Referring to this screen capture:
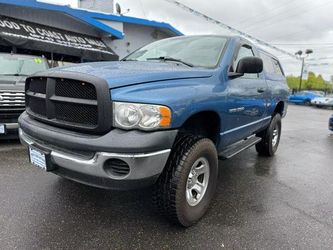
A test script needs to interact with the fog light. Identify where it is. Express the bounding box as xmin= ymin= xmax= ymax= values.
xmin=104 ymin=158 xmax=130 ymax=177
